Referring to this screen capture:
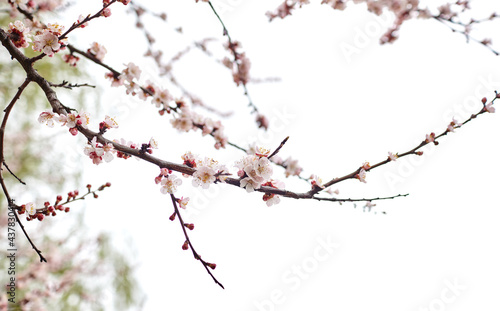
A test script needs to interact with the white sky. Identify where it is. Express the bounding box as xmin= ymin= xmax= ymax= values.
xmin=39 ymin=0 xmax=500 ymax=310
